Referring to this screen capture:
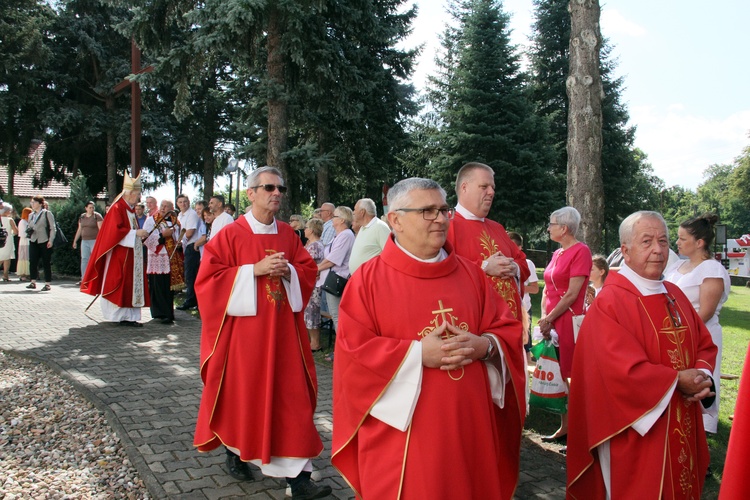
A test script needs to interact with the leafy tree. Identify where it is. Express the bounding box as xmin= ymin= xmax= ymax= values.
xmin=424 ymin=0 xmax=557 ymax=233
xmin=42 ymin=0 xmax=133 ymax=199
xmin=121 ymin=0 xmax=418 ymax=216
xmin=50 ymin=176 xmax=95 ymax=277
xmin=0 ymin=0 xmax=56 ymax=194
